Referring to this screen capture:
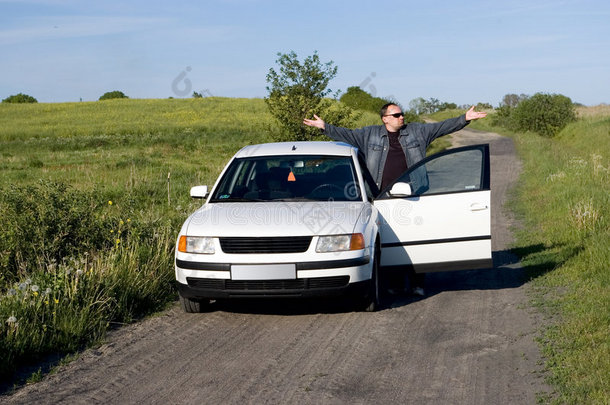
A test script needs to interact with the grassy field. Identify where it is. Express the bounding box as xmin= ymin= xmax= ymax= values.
xmin=0 ymin=98 xmax=274 ymax=191
xmin=511 ymin=111 xmax=609 ymax=404
xmin=0 ymin=97 xmax=381 ymax=382
xmin=431 ymin=107 xmax=609 ymax=403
